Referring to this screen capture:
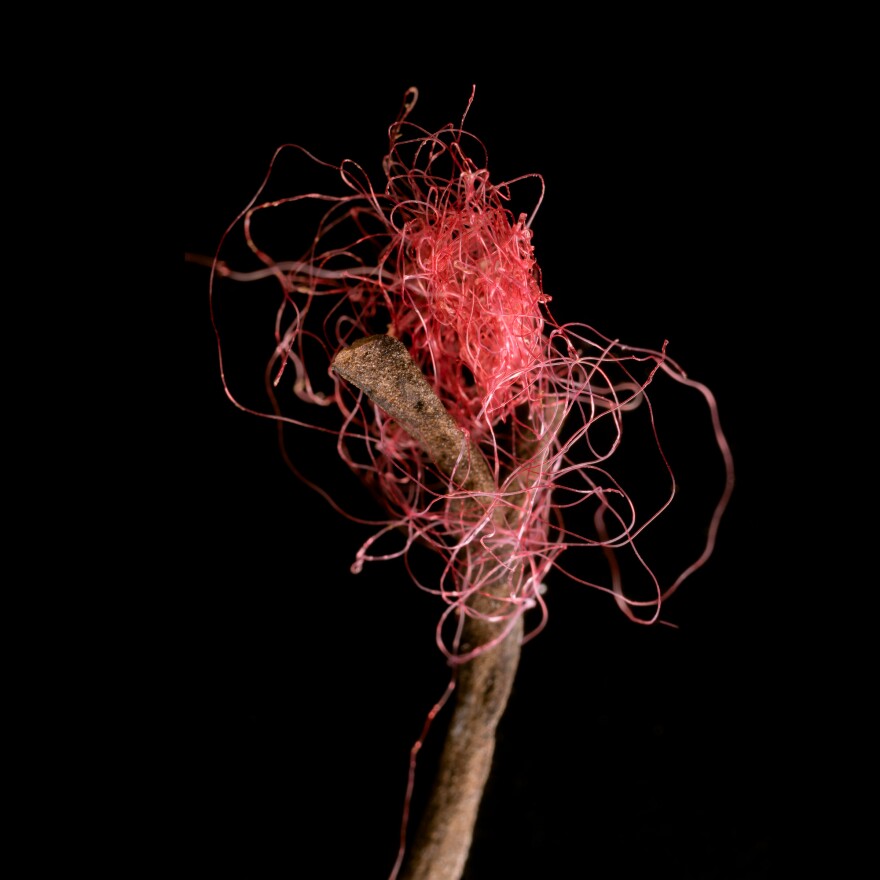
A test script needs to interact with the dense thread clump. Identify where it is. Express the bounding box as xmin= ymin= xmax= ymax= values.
xmin=390 ymin=165 xmax=547 ymax=430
